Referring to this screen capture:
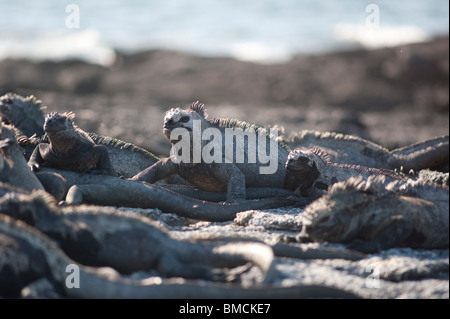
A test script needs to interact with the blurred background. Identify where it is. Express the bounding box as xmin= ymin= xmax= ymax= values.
xmin=0 ymin=0 xmax=448 ymax=155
